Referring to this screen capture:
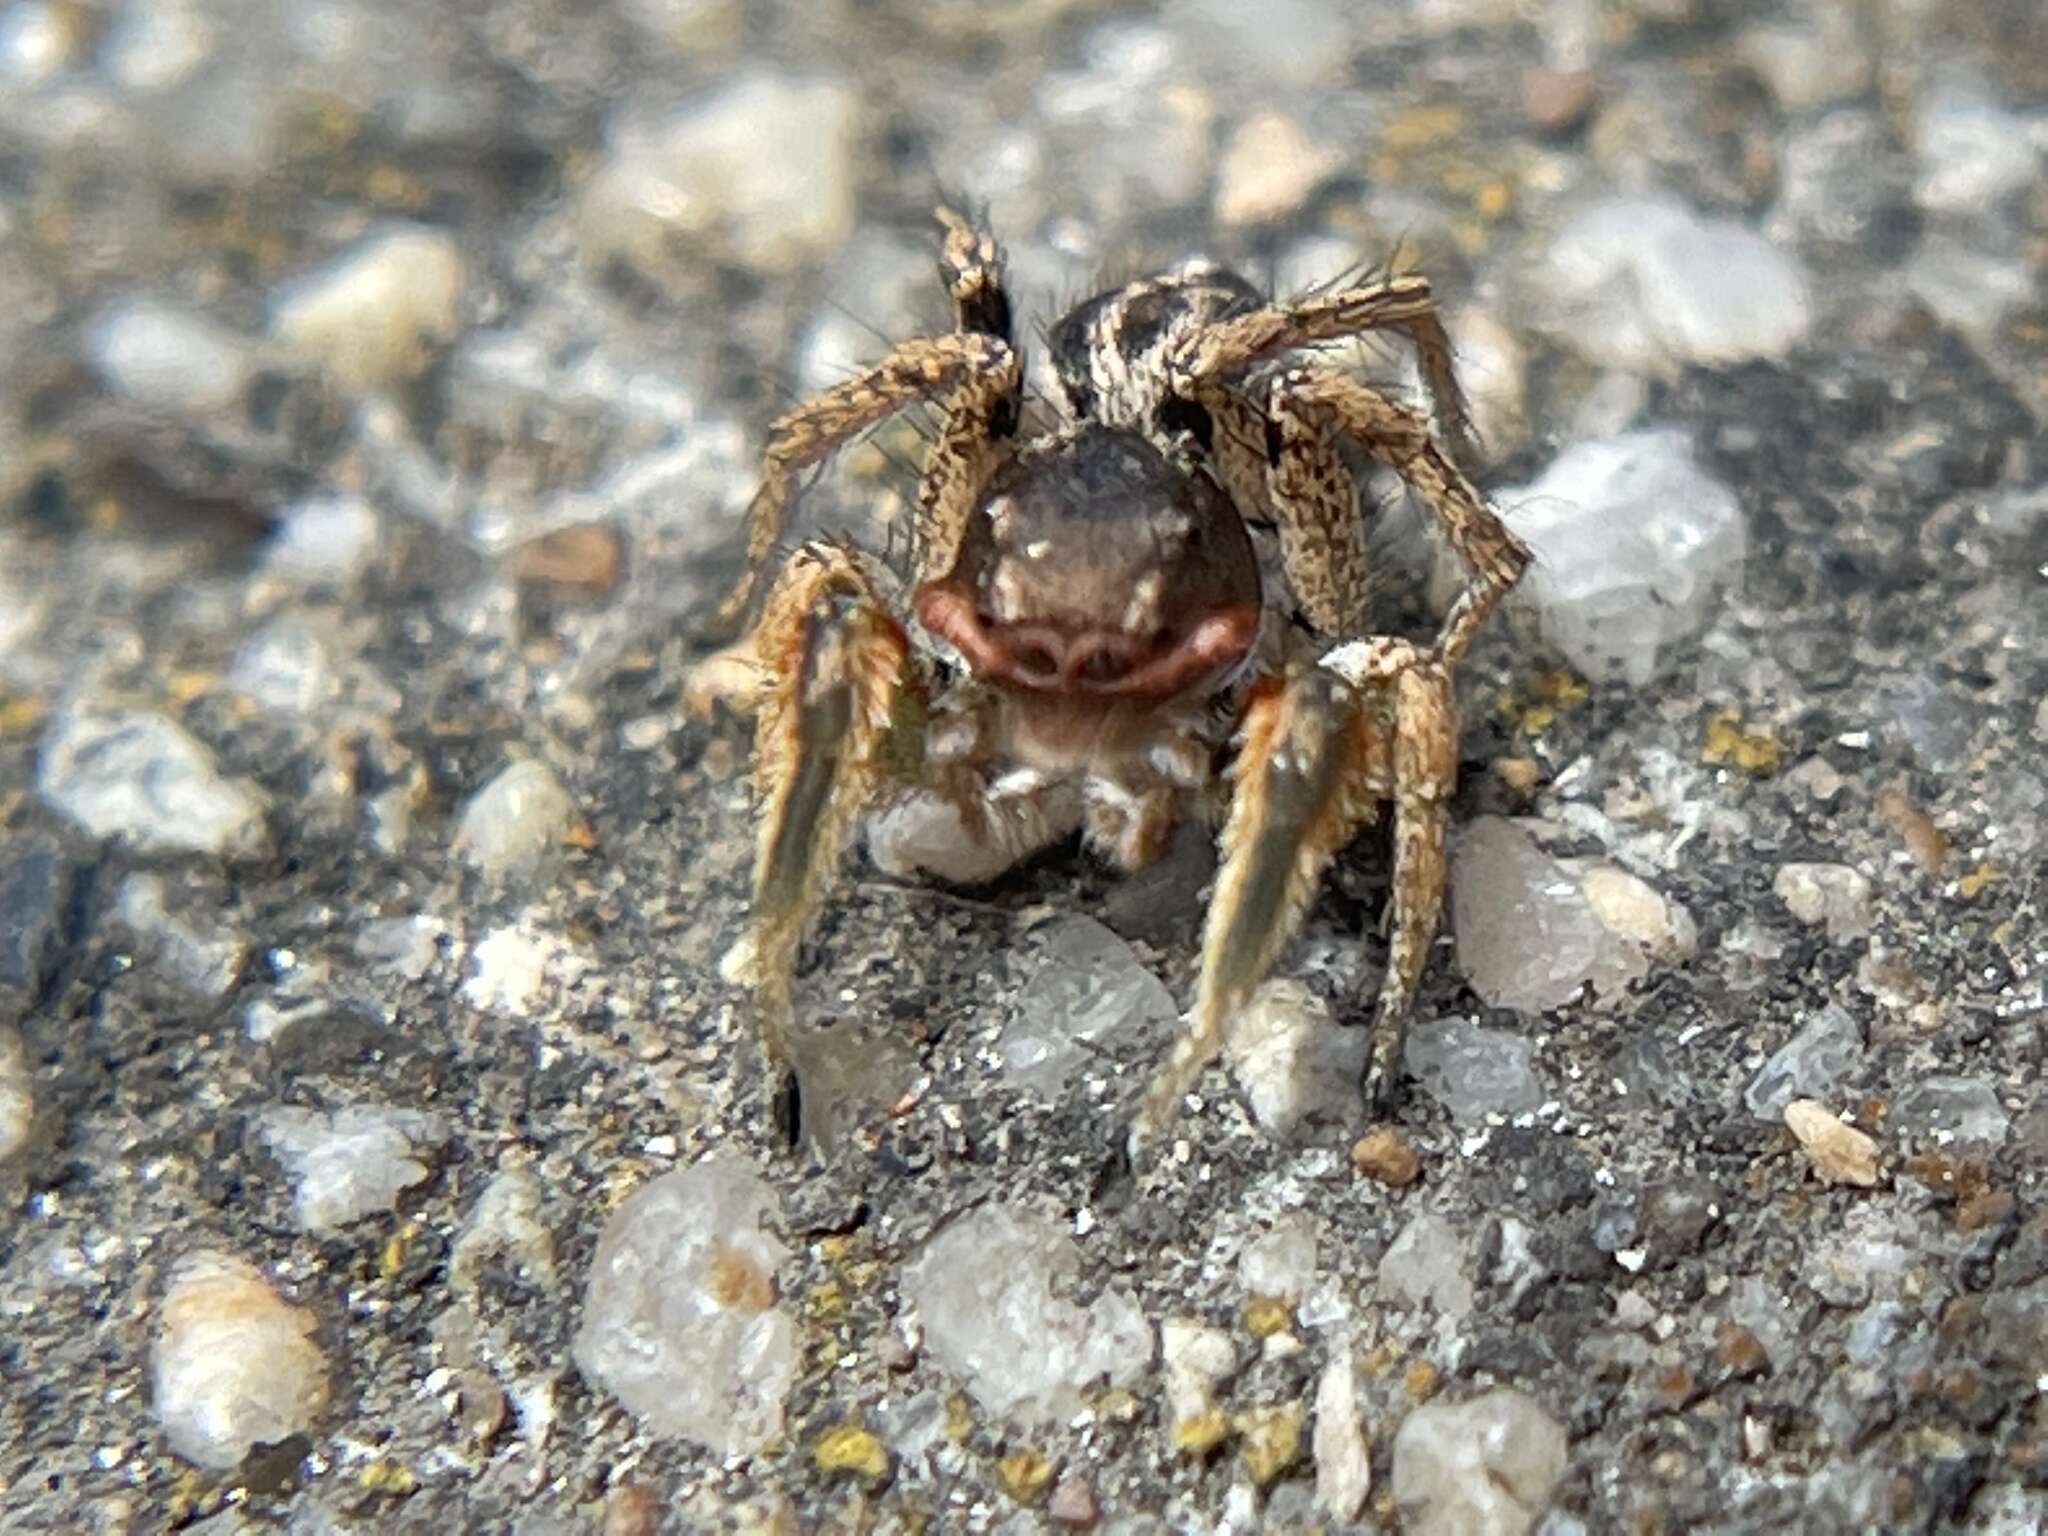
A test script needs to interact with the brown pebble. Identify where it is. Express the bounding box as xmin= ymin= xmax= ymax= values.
xmin=1714 ymin=1320 xmax=1770 ymax=1378
xmin=1784 ymin=1099 xmax=1881 ymax=1187
xmin=1492 ymin=756 xmax=1543 ymax=793
xmin=1956 ymin=1188 xmax=2015 ymax=1233
xmin=602 ymin=1481 xmax=661 ymax=1536
xmin=1903 ymin=1150 xmax=1989 ymax=1203
xmin=1351 ymin=1126 xmax=1421 ymax=1187
xmin=1521 ymin=66 xmax=1596 ymax=133
xmin=1876 ymin=786 xmax=1948 ymax=874
xmin=510 ymin=521 xmax=624 ymax=593
xmin=1402 ymin=1360 xmax=1440 ymax=1399
xmin=1047 ymin=1474 xmax=1098 ymax=1528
